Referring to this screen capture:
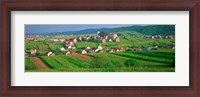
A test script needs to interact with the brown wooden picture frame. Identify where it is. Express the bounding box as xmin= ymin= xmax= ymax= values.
xmin=0 ymin=0 xmax=199 ymax=97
